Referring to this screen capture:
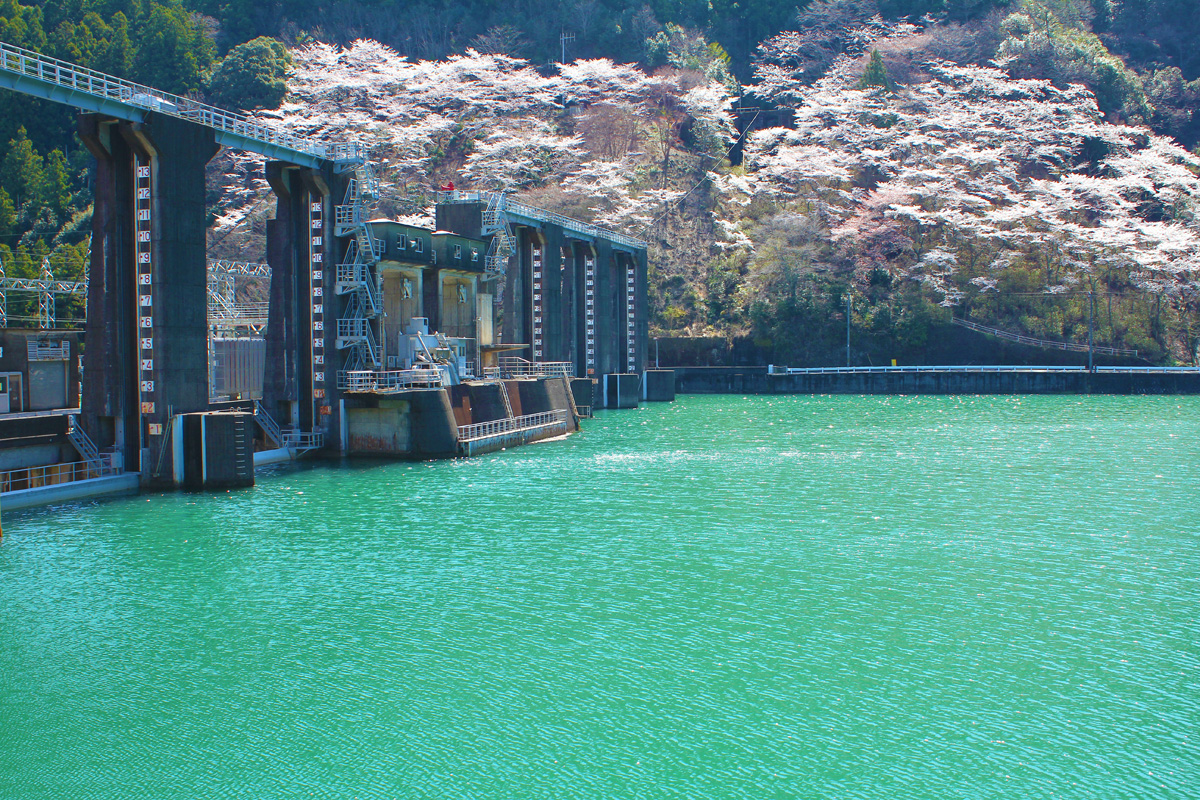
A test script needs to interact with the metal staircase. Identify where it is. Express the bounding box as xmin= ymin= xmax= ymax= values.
xmin=66 ymin=414 xmax=112 ymax=475
xmin=252 ymin=400 xmax=283 ymax=448
xmin=334 ymin=162 xmax=383 ymax=370
xmin=481 ymin=192 xmax=516 ymax=278
xmin=250 ymin=399 xmax=323 ymax=453
xmin=498 ymin=380 xmax=516 ymax=419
